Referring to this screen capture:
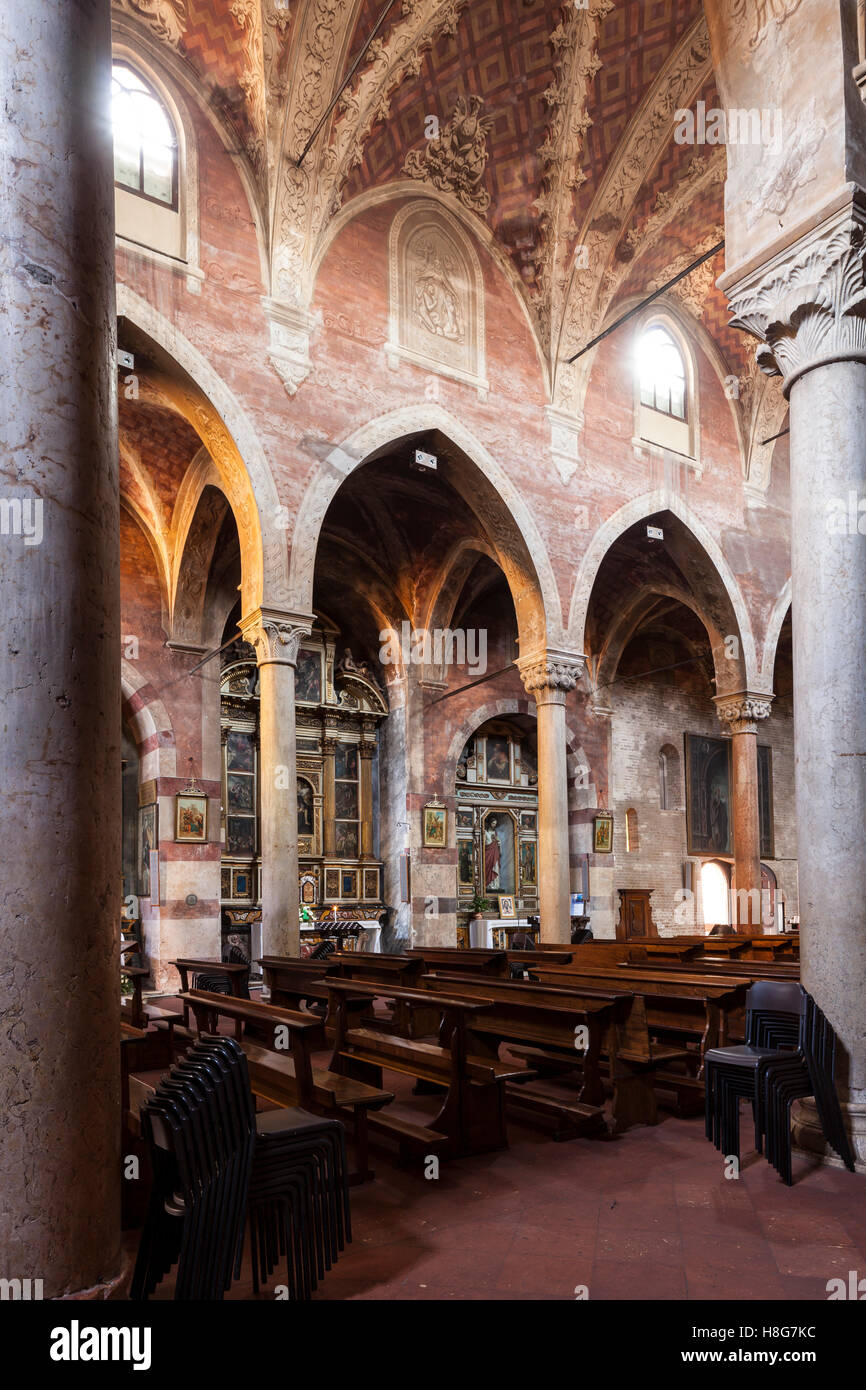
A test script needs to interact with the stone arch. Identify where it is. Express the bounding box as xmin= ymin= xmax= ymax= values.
xmin=121 ymin=660 xmax=177 ymax=781
xmin=116 ymin=284 xmax=289 ymax=614
xmin=760 ymin=579 xmax=792 ymax=689
xmin=287 ymin=403 xmax=562 ymax=655
xmin=567 ymin=489 xmax=760 ymax=689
